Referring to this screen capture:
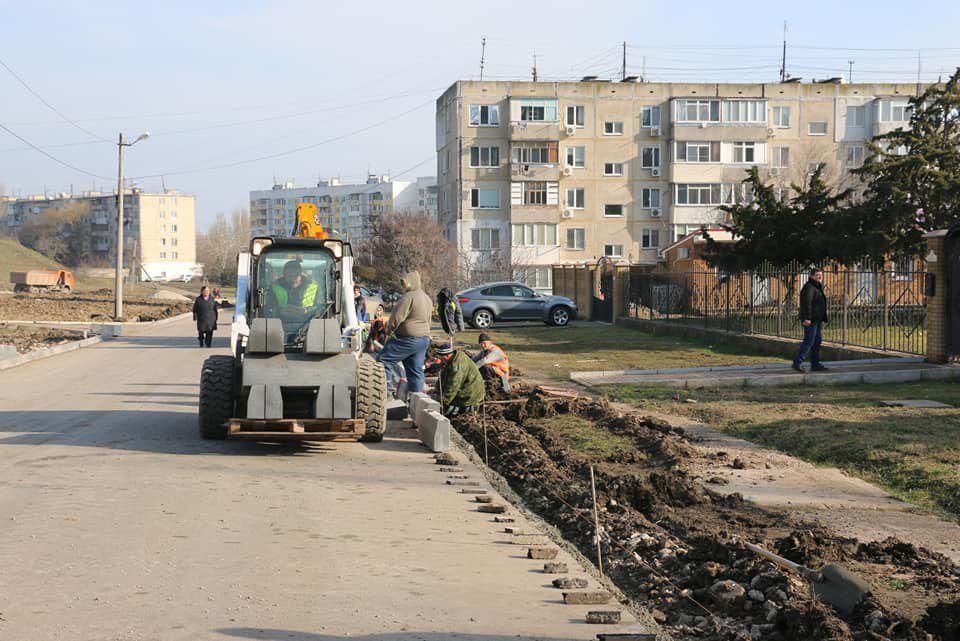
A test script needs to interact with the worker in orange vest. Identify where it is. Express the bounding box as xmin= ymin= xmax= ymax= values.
xmin=472 ymin=333 xmax=510 ymax=393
